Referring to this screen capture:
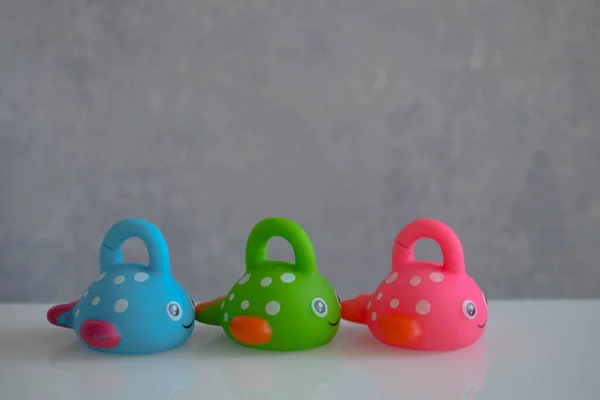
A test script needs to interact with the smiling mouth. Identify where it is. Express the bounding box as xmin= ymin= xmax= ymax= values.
xmin=328 ymin=319 xmax=340 ymax=327
xmin=477 ymin=320 xmax=487 ymax=329
xmin=182 ymin=320 xmax=195 ymax=329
